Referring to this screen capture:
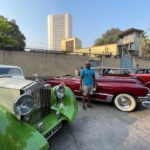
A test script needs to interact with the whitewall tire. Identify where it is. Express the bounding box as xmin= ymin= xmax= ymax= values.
xmin=114 ymin=94 xmax=137 ymax=112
